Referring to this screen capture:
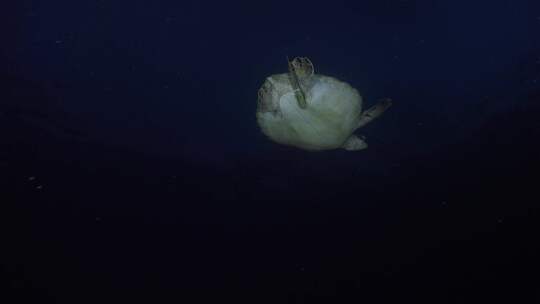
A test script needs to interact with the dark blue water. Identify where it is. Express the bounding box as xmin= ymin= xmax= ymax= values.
xmin=2 ymin=1 xmax=540 ymax=303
